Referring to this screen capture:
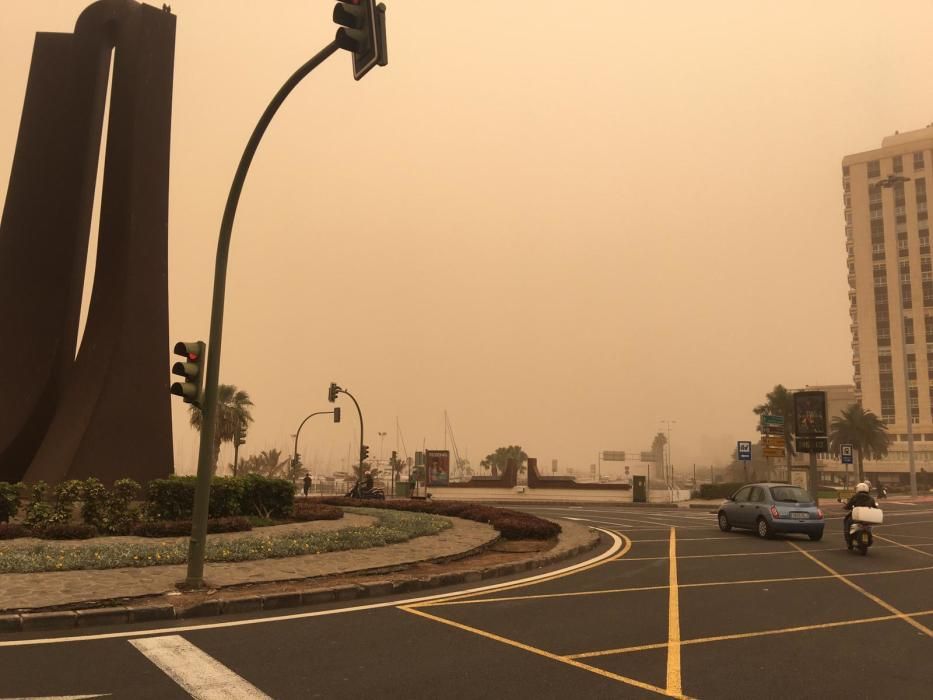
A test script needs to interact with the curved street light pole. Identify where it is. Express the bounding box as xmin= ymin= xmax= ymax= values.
xmin=337 ymin=387 xmax=365 ymax=480
xmin=184 ymin=40 xmax=340 ymax=590
xmin=293 ymin=410 xmax=336 ymax=470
